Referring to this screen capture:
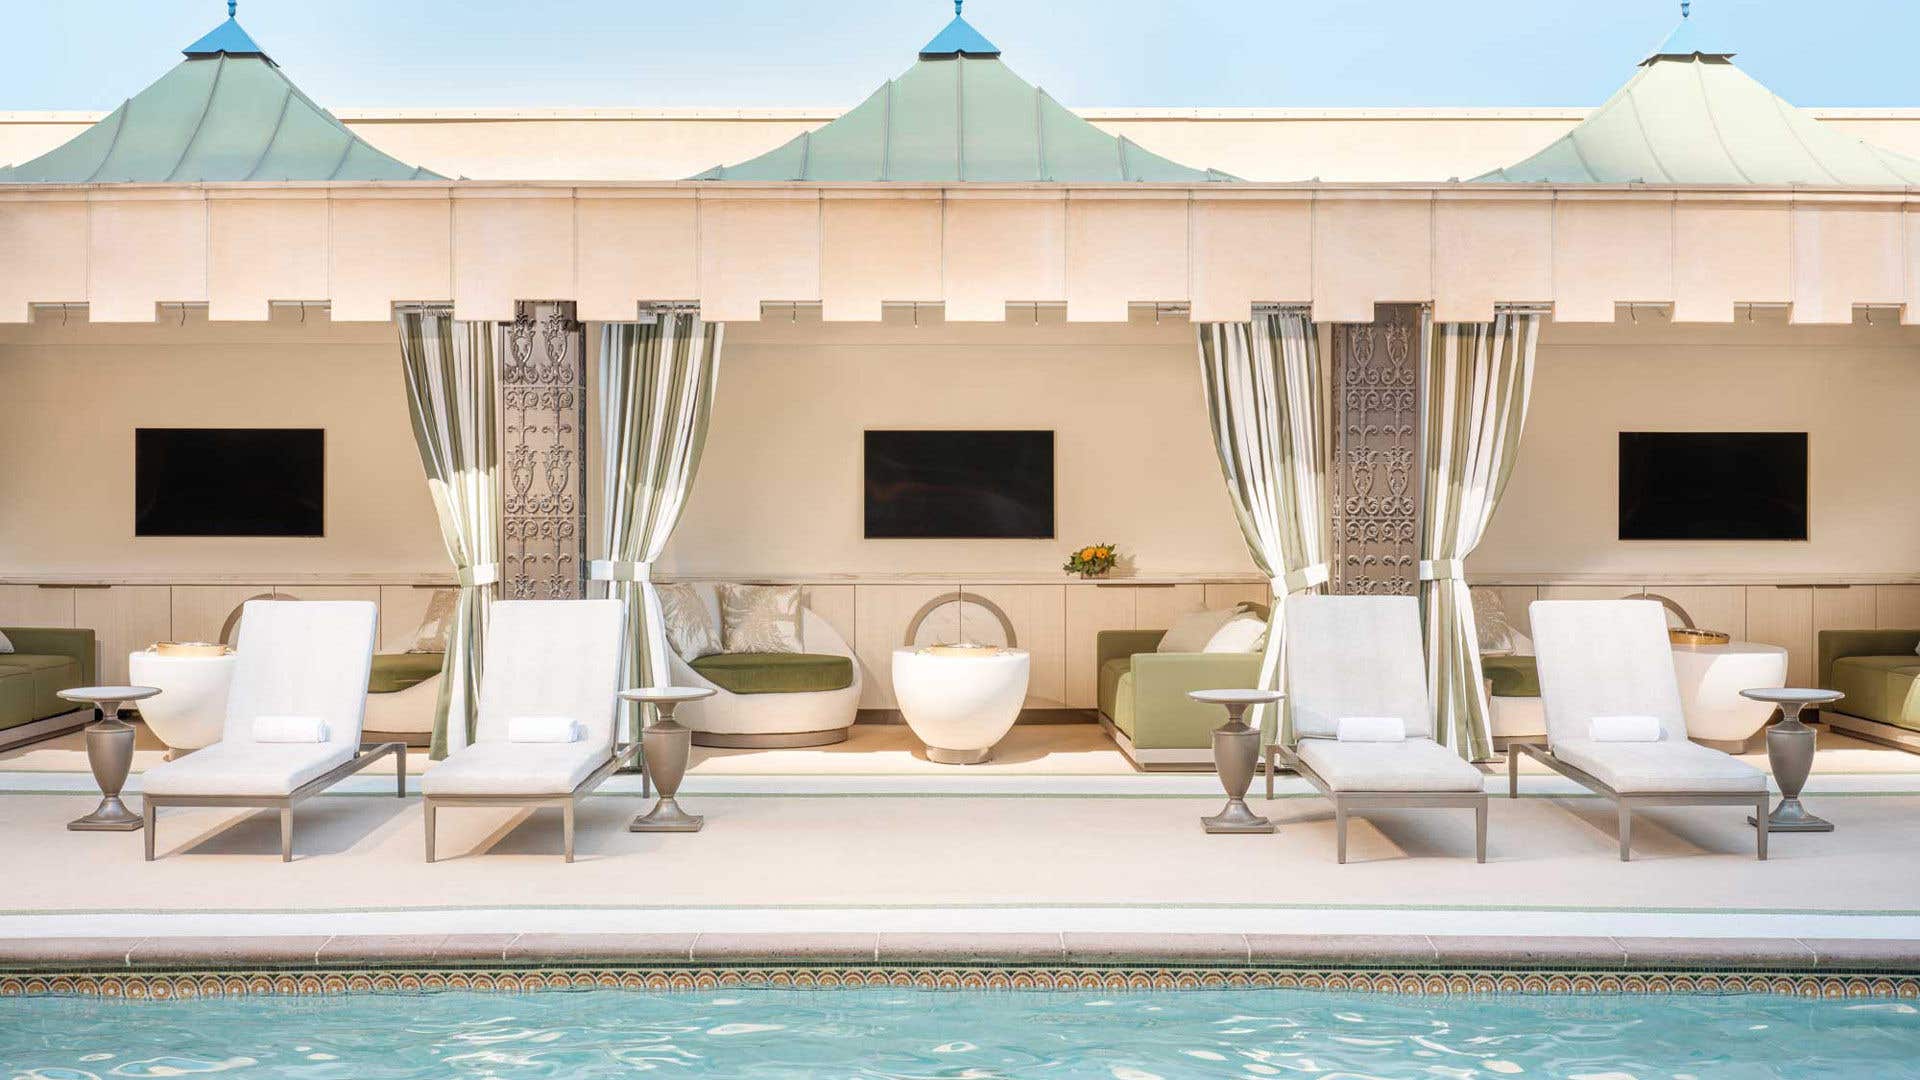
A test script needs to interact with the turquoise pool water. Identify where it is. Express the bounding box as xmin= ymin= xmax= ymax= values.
xmin=1 ymin=988 xmax=1916 ymax=1079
